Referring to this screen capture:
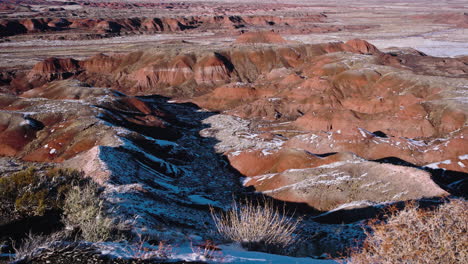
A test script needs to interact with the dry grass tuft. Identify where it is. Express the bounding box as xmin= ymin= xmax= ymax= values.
xmin=347 ymin=199 xmax=468 ymax=264
xmin=210 ymin=199 xmax=301 ymax=252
